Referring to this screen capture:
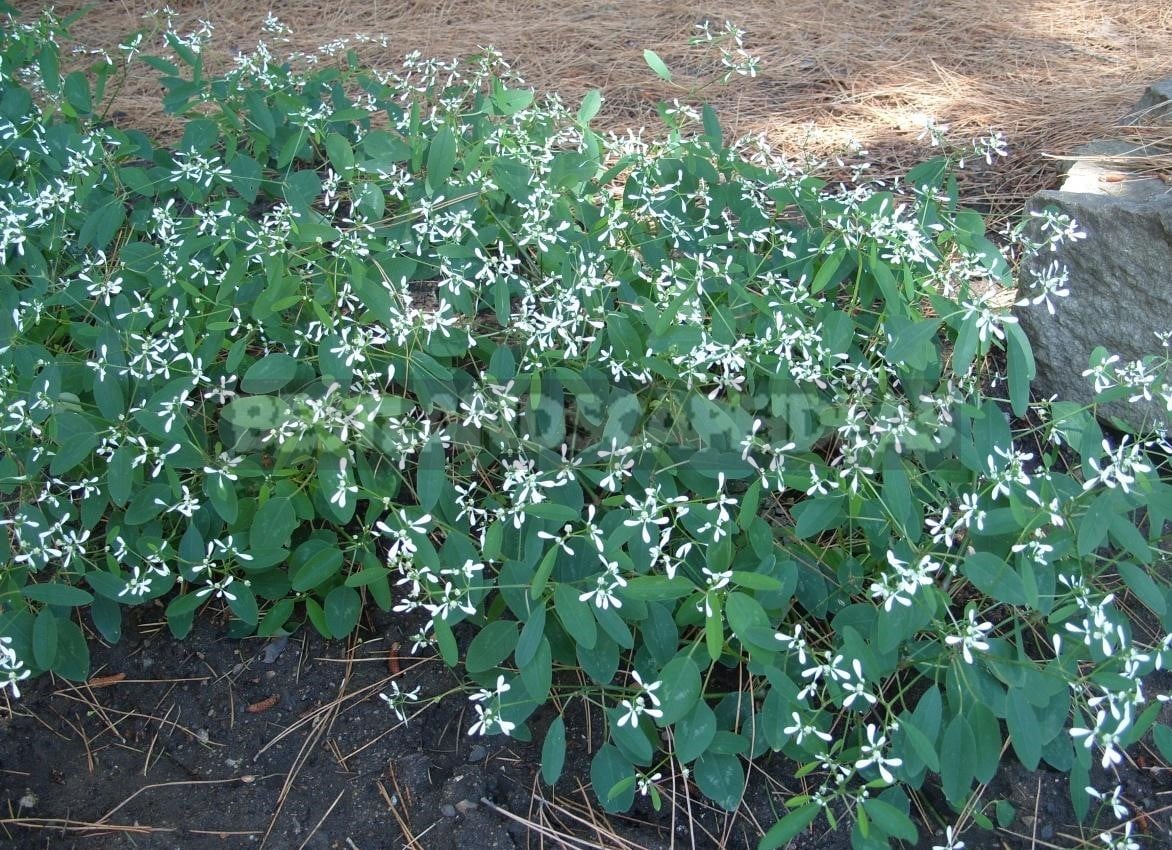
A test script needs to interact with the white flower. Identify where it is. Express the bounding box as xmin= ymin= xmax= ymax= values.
xmin=468 ymin=704 xmax=515 ymax=737
xmin=636 ymin=771 xmax=663 ymax=796
xmin=783 ymin=711 xmax=831 ymax=746
xmin=1097 ymin=821 xmax=1139 ymax=850
xmin=855 ymin=723 xmax=902 ymax=784
xmin=579 ymin=562 xmax=626 ymax=610
xmin=470 ymin=675 xmax=511 ymax=703
xmin=379 ymin=680 xmax=421 ymax=723
xmin=617 ymin=695 xmax=661 ymax=727
xmin=629 ymin=670 xmax=663 ymax=707
xmin=1083 ymin=438 xmax=1151 ymax=495
xmin=841 ymin=659 xmax=876 ymax=708
xmin=932 ymin=825 xmax=965 ymax=850
xmin=1016 ymin=260 xmax=1070 ymax=315
xmin=195 ymin=575 xmax=237 ymax=602
xmin=118 ymin=565 xmax=153 ymax=598
xmin=0 ymin=636 xmax=30 ymax=699
xmin=1070 ymin=705 xmax=1129 ymax=769
xmin=961 ymin=295 xmax=1018 ymax=344
xmin=1086 ymin=784 xmax=1128 ymax=821
xmin=944 ymin=608 xmax=994 ymax=665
